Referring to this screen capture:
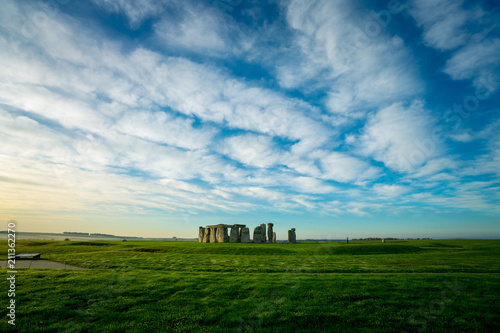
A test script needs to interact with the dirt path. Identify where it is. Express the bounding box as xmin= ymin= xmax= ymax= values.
xmin=0 ymin=260 xmax=84 ymax=269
